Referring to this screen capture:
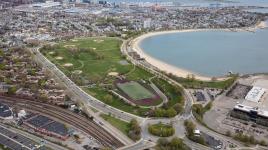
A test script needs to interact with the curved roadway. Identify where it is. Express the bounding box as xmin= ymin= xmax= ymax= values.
xmin=28 ymin=39 xmax=263 ymax=150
